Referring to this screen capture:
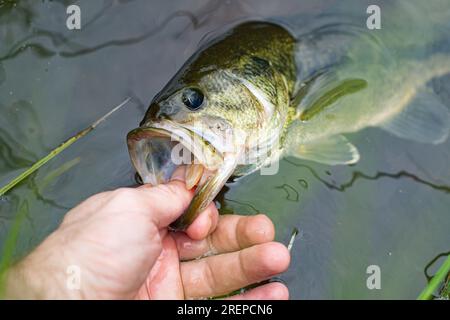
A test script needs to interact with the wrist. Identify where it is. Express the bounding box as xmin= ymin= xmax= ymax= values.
xmin=2 ymin=238 xmax=82 ymax=299
xmin=2 ymin=260 xmax=39 ymax=299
